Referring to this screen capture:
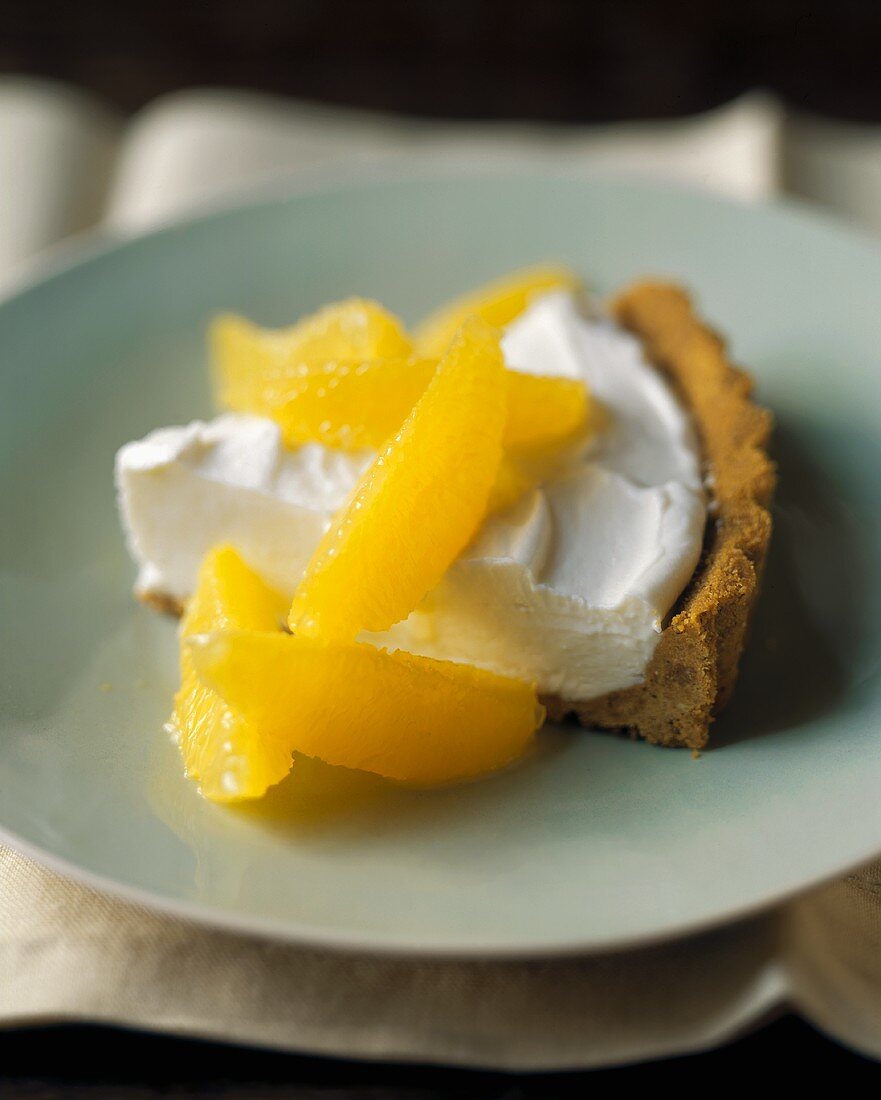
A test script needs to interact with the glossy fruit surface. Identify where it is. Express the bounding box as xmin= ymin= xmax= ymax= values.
xmin=214 ymin=313 xmax=587 ymax=454
xmin=192 ymin=629 xmax=543 ymax=785
xmin=288 ymin=318 xmax=507 ymax=640
xmin=173 ymin=545 xmax=290 ymax=802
